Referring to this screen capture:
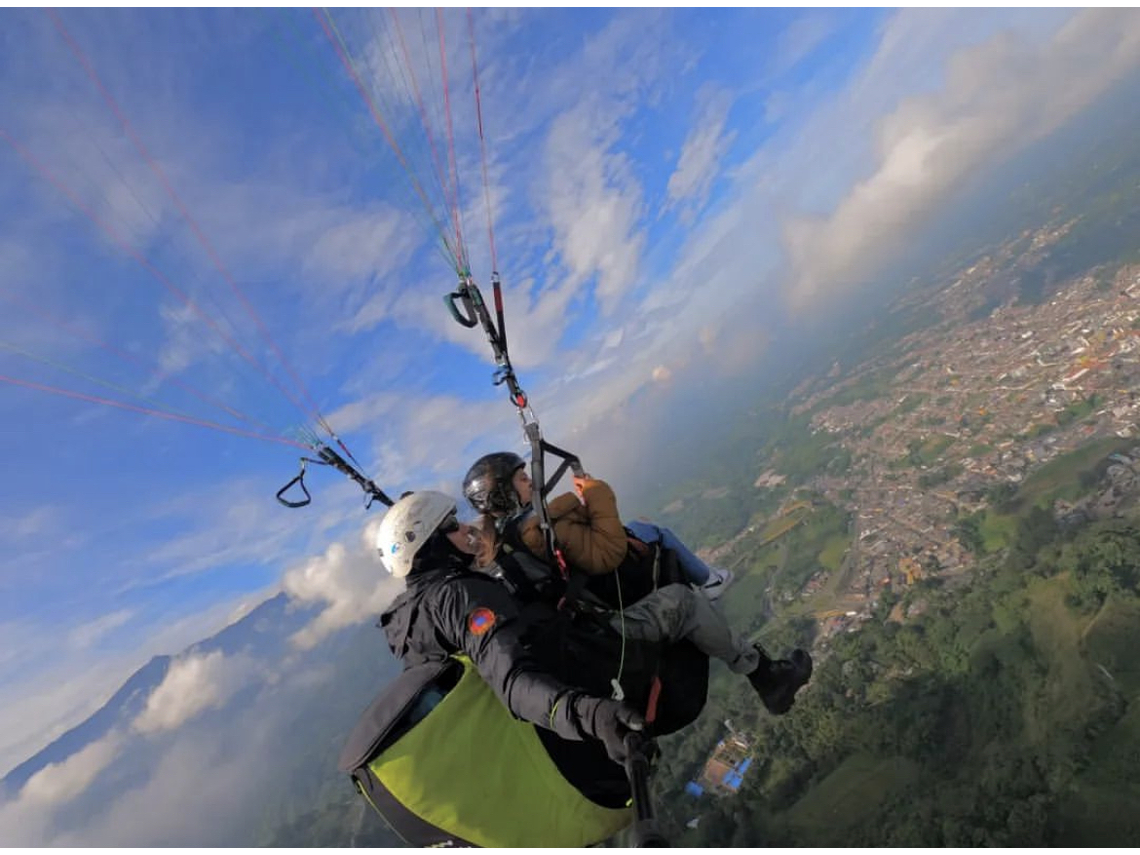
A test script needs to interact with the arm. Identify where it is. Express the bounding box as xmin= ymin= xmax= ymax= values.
xmin=434 ymin=575 xmax=583 ymax=740
xmin=435 ymin=574 xmax=646 ymax=762
xmin=516 ymin=494 xmax=574 ymax=563
xmin=554 ymin=478 xmax=629 ymax=574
